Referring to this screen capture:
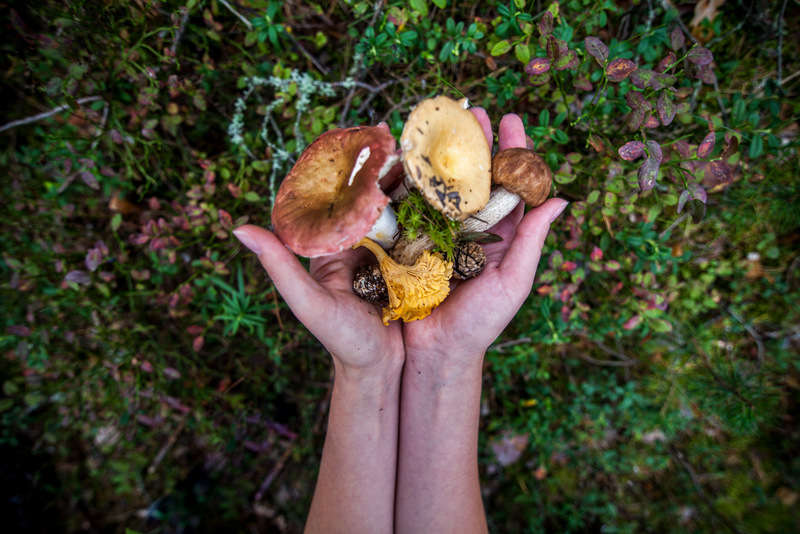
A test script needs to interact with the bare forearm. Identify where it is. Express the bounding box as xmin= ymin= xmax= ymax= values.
xmin=395 ymin=353 xmax=488 ymax=534
xmin=306 ymin=359 xmax=403 ymax=534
